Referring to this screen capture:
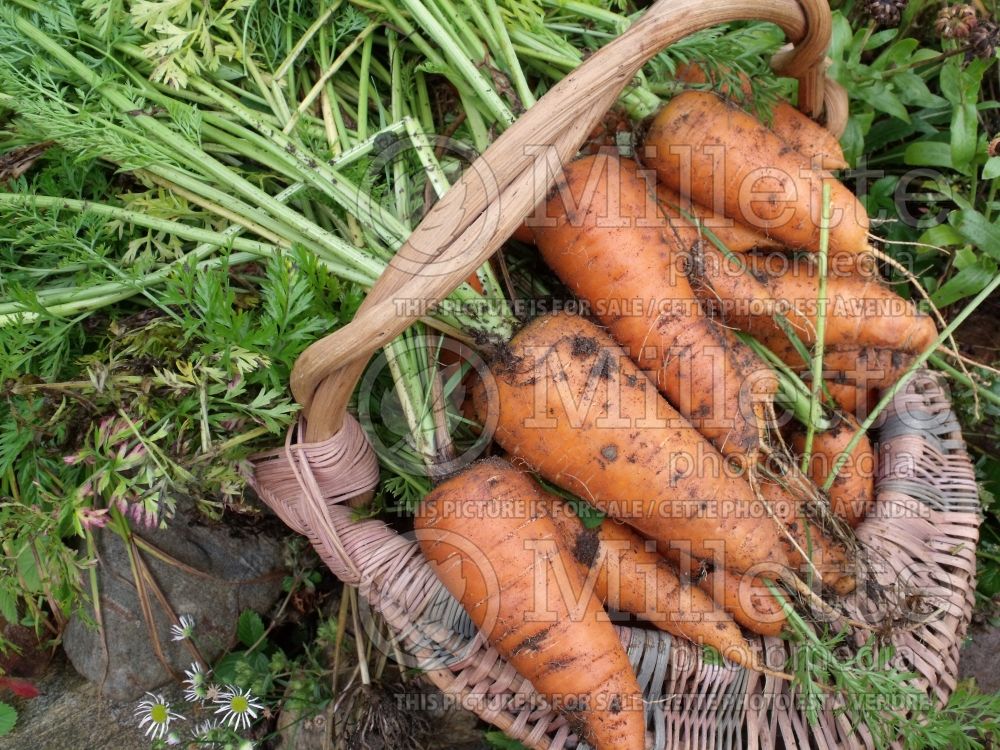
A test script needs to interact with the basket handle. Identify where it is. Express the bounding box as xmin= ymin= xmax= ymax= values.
xmin=291 ymin=0 xmax=840 ymax=443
